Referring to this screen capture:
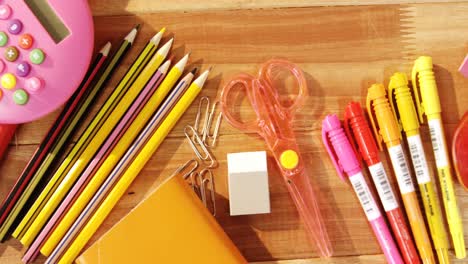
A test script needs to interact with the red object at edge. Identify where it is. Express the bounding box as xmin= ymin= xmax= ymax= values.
xmin=453 ymin=111 xmax=468 ymax=191
xmin=0 ymin=124 xmax=16 ymax=160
